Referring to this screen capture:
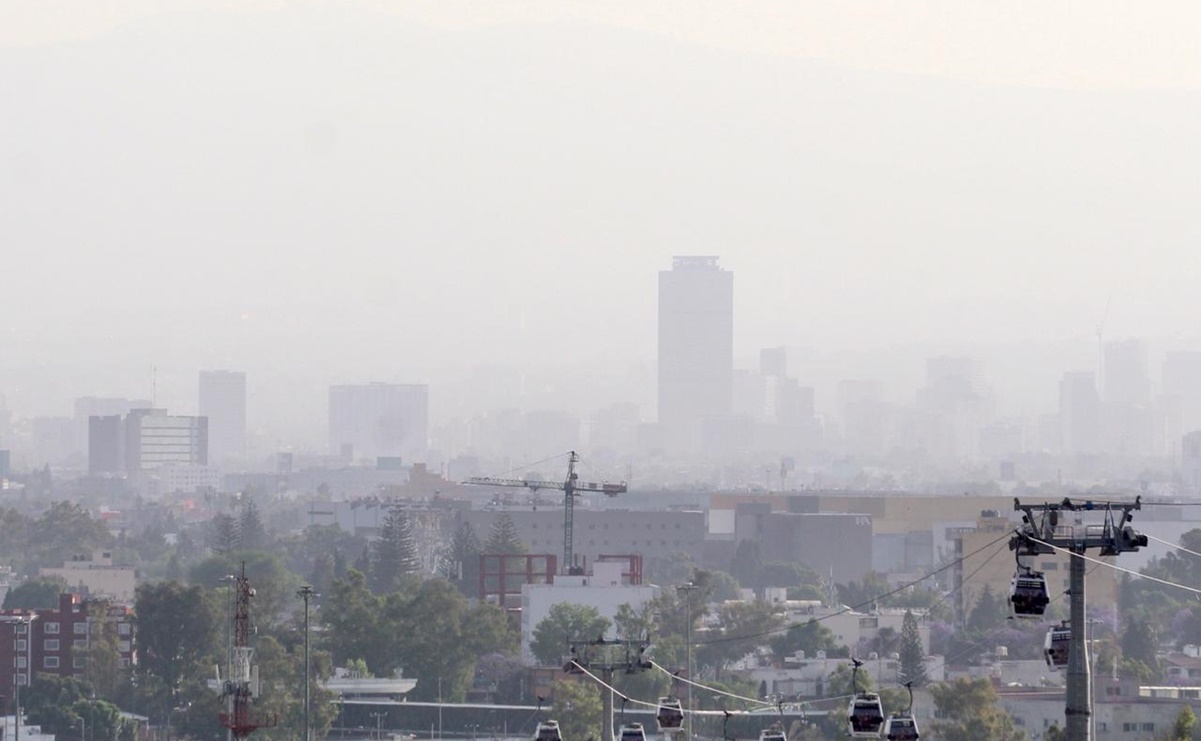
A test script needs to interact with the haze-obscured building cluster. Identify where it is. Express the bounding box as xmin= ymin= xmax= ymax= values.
xmin=2 ymin=256 xmax=1200 ymax=500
